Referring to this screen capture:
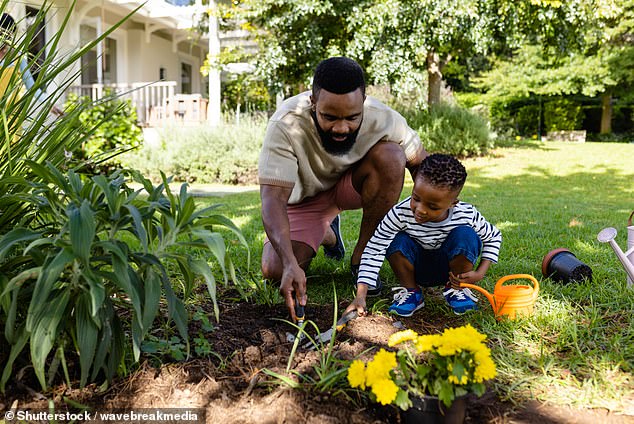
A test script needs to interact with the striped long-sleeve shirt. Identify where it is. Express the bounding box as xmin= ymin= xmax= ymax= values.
xmin=357 ymin=198 xmax=502 ymax=288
